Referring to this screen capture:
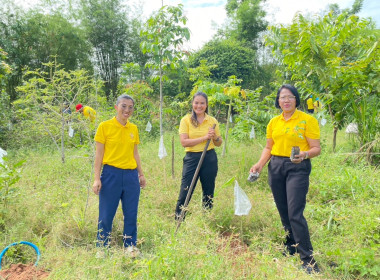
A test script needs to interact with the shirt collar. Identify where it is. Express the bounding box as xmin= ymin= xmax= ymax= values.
xmin=112 ymin=116 xmax=130 ymax=128
xmin=280 ymin=109 xmax=300 ymax=121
